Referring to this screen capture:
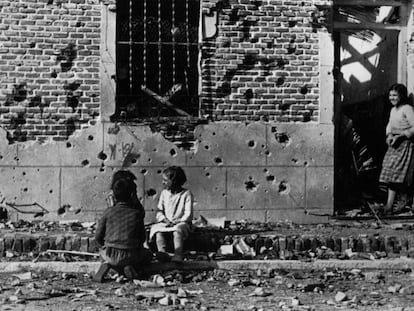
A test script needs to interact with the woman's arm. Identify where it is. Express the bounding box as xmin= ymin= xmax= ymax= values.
xmin=402 ymin=105 xmax=414 ymax=138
